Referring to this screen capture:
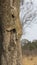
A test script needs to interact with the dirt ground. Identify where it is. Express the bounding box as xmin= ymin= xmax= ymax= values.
xmin=22 ymin=55 xmax=37 ymax=65
xmin=22 ymin=49 xmax=37 ymax=65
